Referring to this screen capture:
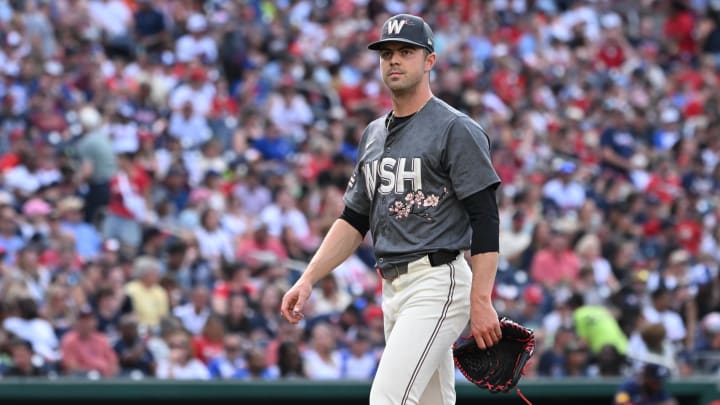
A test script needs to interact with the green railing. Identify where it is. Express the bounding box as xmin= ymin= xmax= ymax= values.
xmin=0 ymin=377 xmax=717 ymax=404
